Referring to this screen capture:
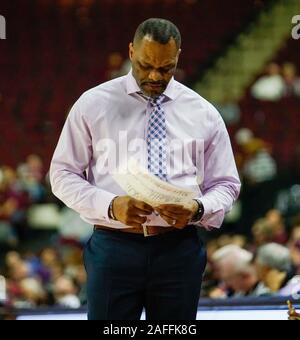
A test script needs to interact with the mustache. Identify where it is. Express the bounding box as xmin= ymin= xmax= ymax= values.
xmin=142 ymin=81 xmax=166 ymax=86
